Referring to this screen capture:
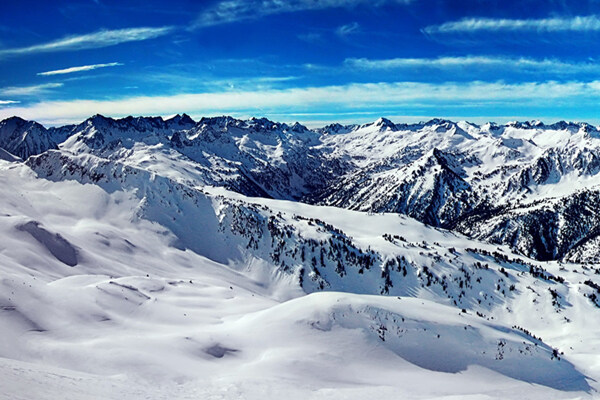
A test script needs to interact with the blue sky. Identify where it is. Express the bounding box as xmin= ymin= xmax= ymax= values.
xmin=2 ymin=0 xmax=600 ymax=126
